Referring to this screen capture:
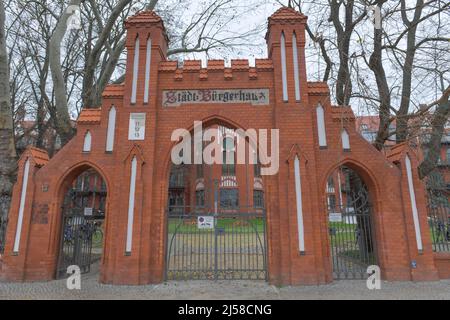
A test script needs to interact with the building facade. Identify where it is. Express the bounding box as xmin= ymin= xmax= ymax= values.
xmin=357 ymin=116 xmax=450 ymax=201
xmin=1 ymin=8 xmax=448 ymax=285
